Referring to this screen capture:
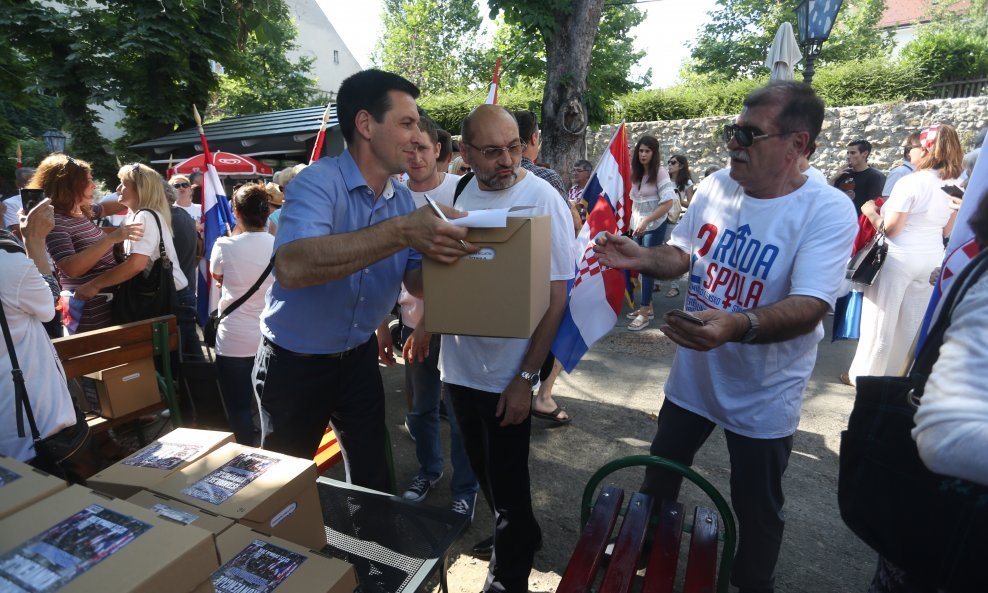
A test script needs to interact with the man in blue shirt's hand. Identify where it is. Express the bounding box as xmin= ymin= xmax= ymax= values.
xmin=252 ymin=69 xmax=475 ymax=493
